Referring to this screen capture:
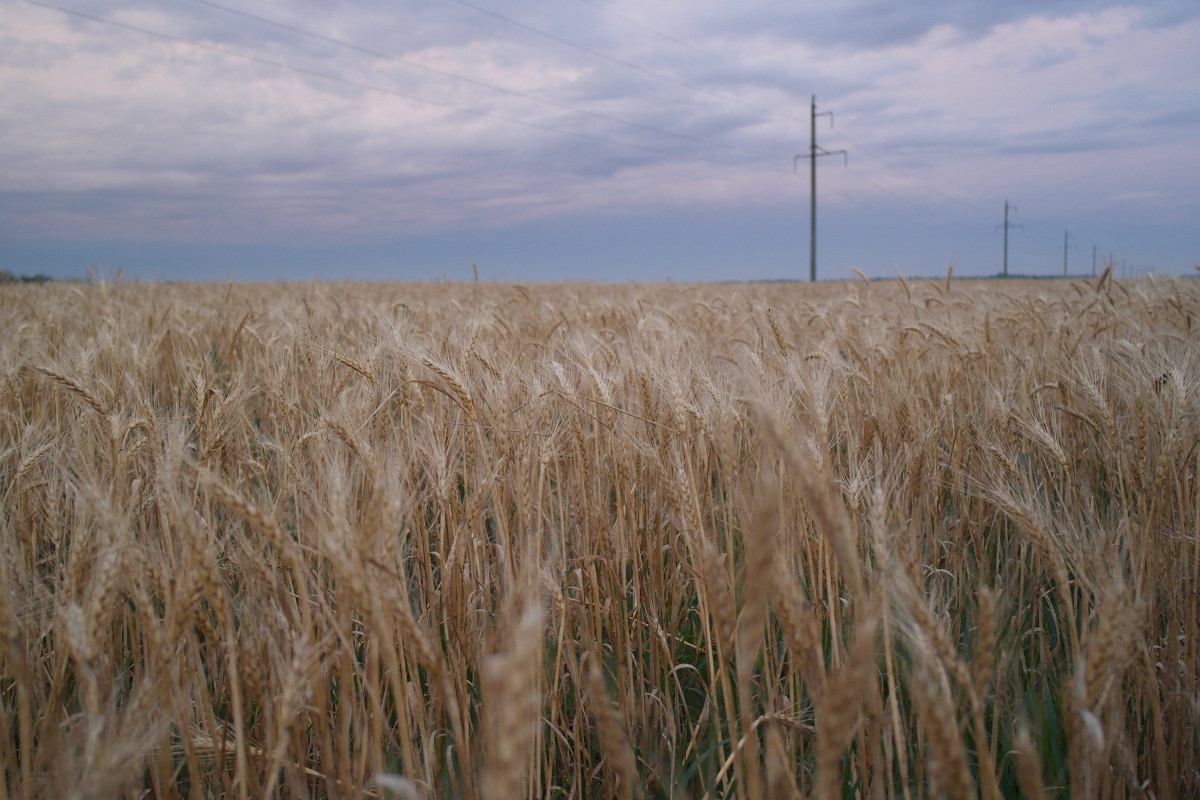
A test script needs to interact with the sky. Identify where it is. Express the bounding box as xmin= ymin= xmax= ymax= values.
xmin=2 ymin=0 xmax=1199 ymax=282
